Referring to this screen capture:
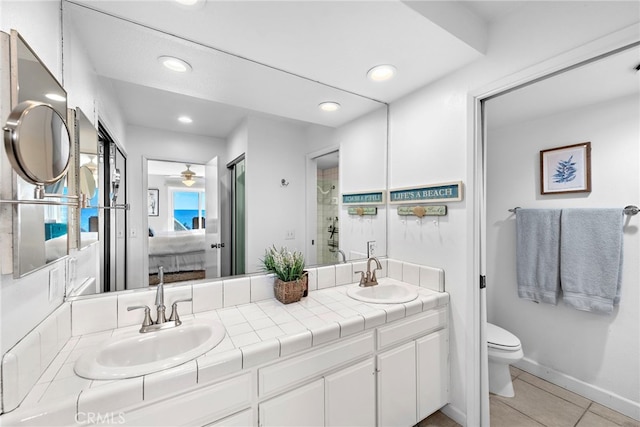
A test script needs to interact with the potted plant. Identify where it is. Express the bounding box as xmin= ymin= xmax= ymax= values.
xmin=261 ymin=245 xmax=308 ymax=304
